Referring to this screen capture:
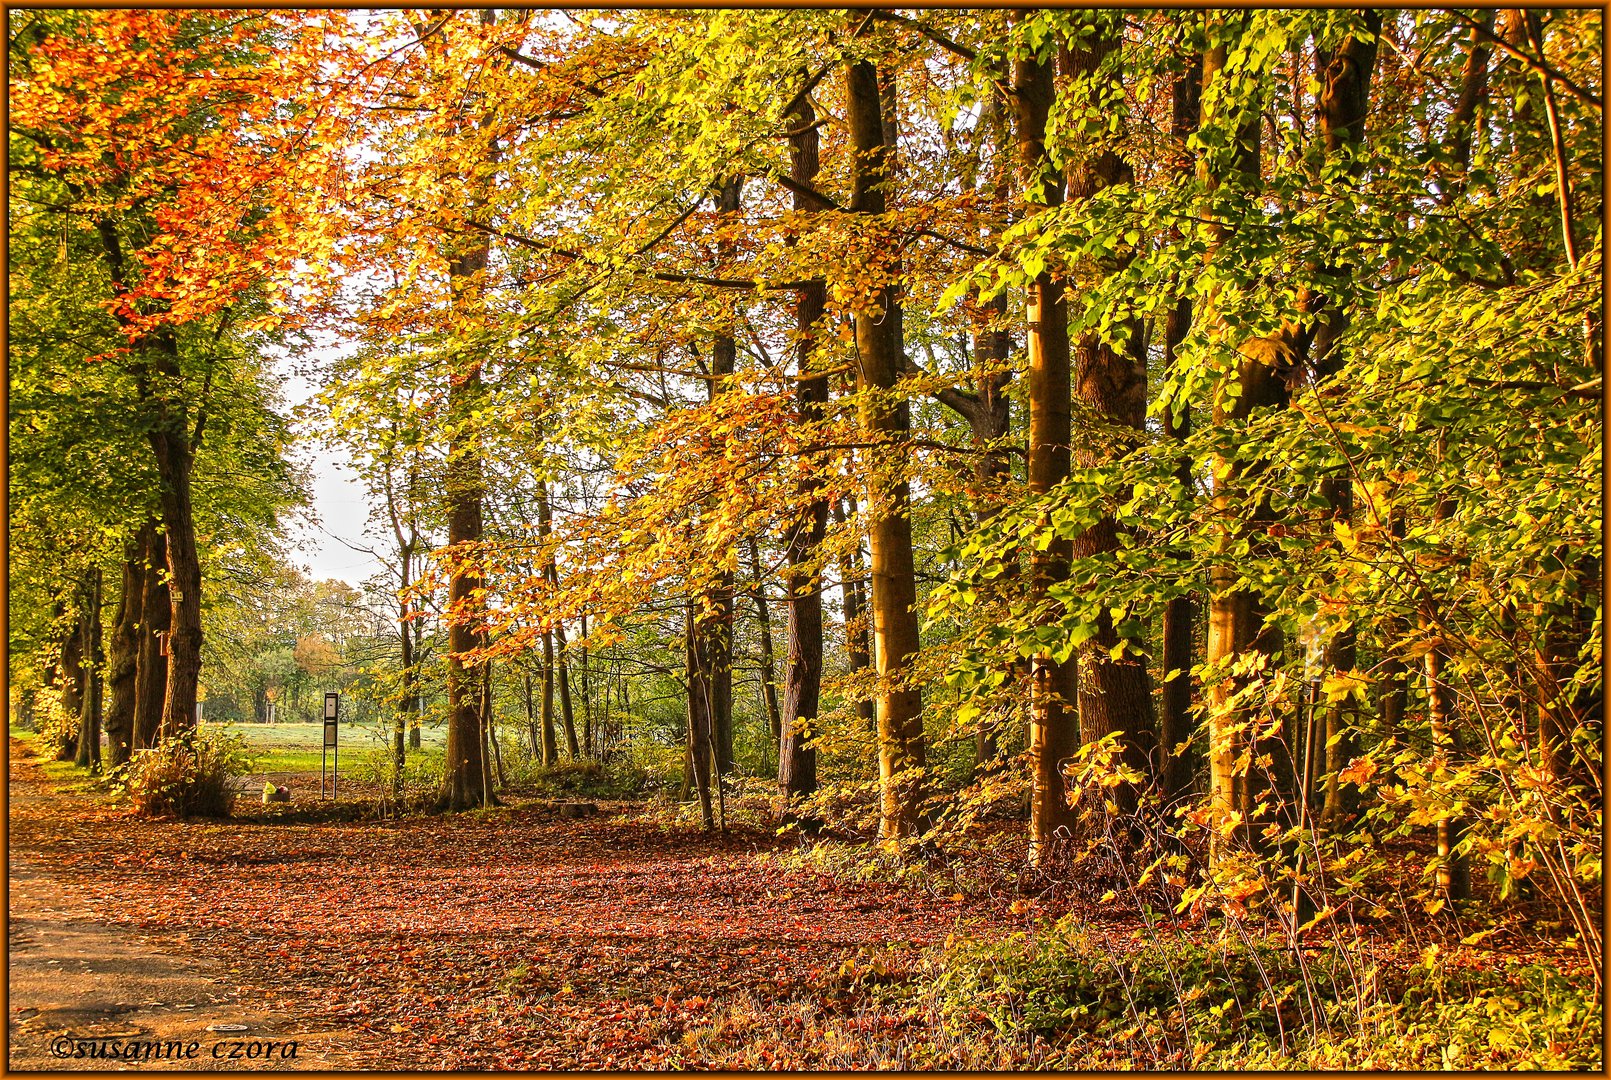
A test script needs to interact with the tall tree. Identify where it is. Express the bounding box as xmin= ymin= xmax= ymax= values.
xmin=778 ymin=82 xmax=829 ymax=814
xmin=436 ymin=10 xmax=496 ymax=812
xmin=1015 ymin=27 xmax=1079 ymax=863
xmin=846 ymin=54 xmax=926 ymax=841
xmin=1063 ymin=16 xmax=1158 ymax=819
